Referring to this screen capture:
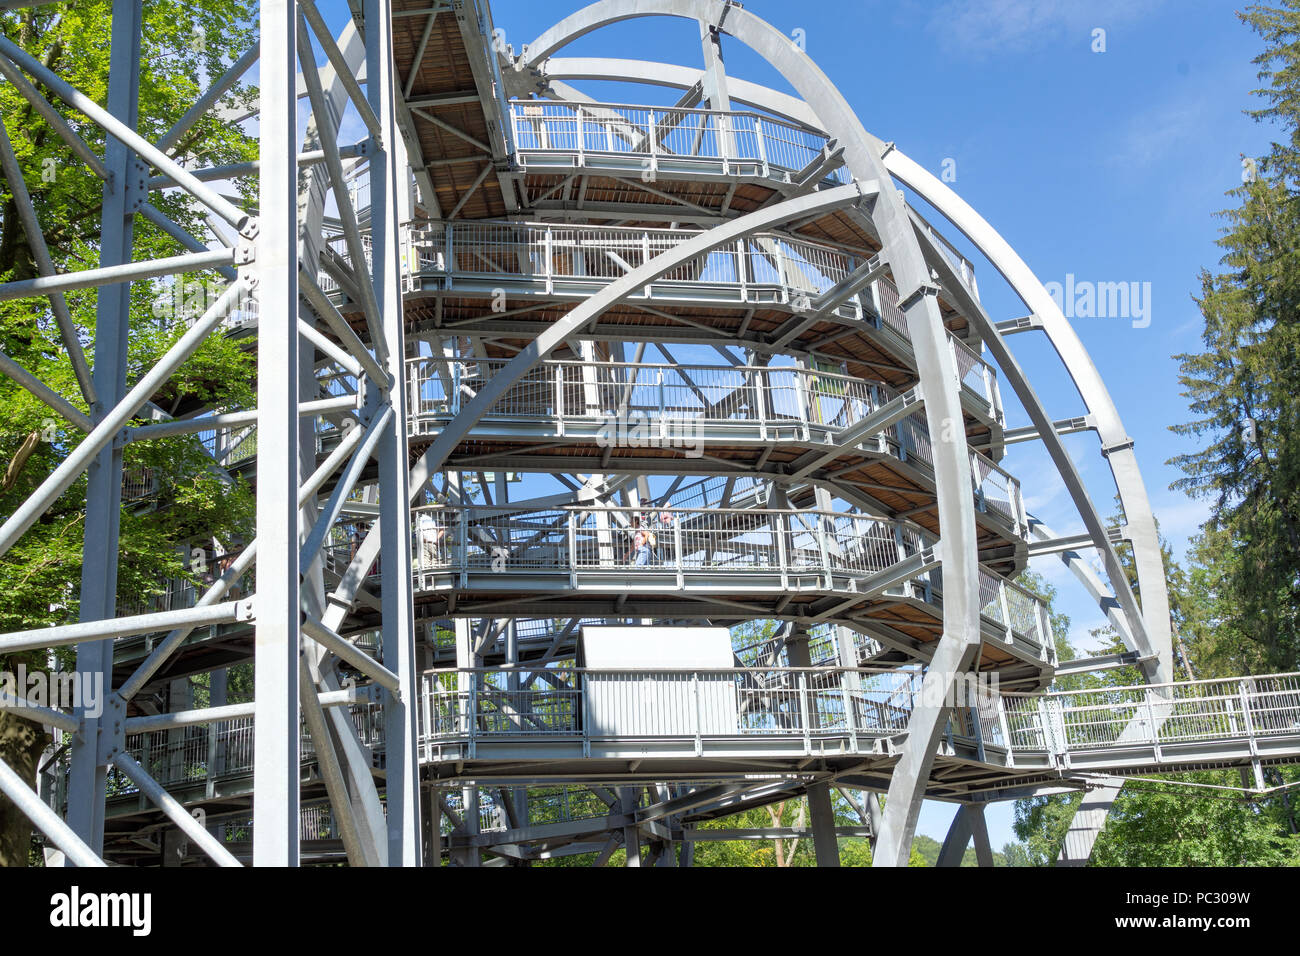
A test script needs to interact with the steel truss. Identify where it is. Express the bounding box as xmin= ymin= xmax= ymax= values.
xmin=0 ymin=0 xmax=1279 ymax=869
